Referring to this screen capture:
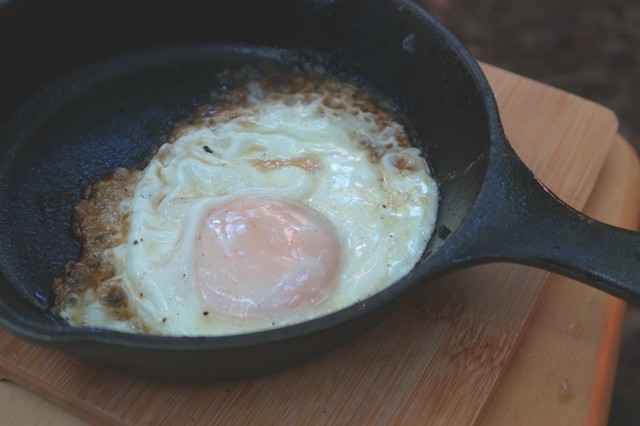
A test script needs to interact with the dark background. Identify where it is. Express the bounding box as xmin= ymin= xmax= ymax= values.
xmin=420 ymin=0 xmax=640 ymax=152
xmin=417 ymin=0 xmax=639 ymax=423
